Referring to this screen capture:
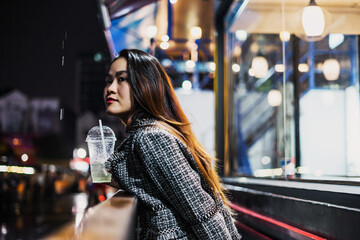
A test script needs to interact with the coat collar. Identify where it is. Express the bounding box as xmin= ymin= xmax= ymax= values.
xmin=126 ymin=117 xmax=157 ymax=134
